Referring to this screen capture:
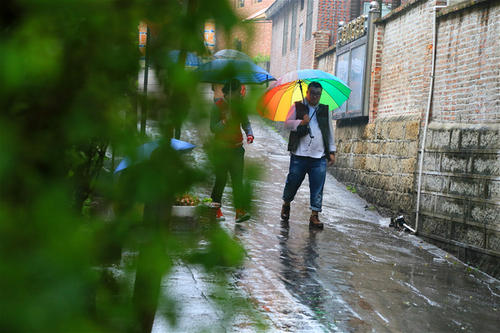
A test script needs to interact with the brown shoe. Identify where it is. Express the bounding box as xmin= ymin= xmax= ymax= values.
xmin=309 ymin=213 xmax=324 ymax=229
xmin=281 ymin=203 xmax=290 ymax=221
